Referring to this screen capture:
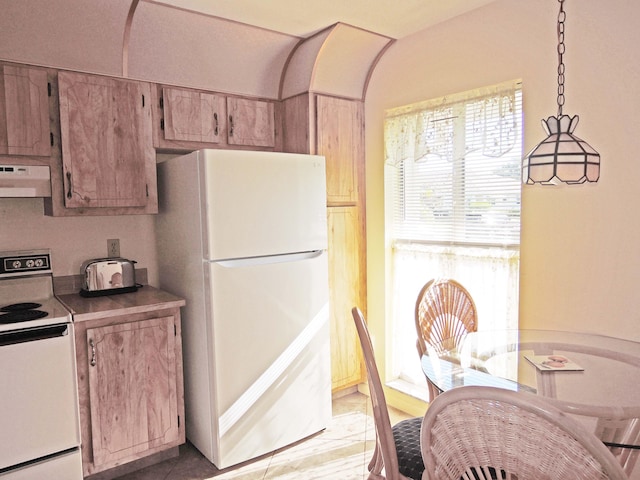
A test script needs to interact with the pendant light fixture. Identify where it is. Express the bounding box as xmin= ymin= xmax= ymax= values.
xmin=522 ymin=0 xmax=600 ymax=185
